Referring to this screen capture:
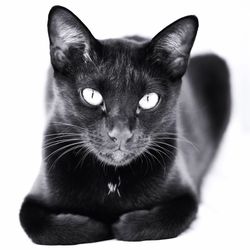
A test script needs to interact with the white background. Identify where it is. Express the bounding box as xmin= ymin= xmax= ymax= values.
xmin=0 ymin=0 xmax=249 ymax=249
